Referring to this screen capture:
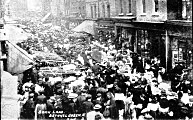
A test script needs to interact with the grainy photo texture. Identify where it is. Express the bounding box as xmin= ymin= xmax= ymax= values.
xmin=0 ymin=0 xmax=193 ymax=120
